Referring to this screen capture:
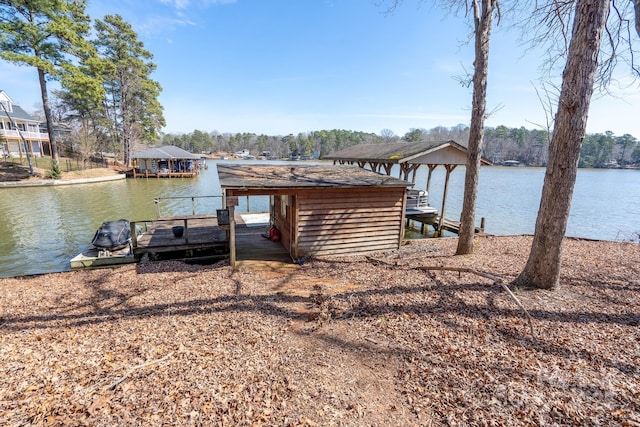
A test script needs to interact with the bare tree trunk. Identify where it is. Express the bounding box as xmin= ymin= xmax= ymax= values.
xmin=38 ymin=67 xmax=58 ymax=162
xmin=514 ymin=0 xmax=611 ymax=290
xmin=634 ymin=0 xmax=640 ymax=37
xmin=122 ymin=91 xmax=131 ymax=167
xmin=456 ymin=0 xmax=496 ymax=255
